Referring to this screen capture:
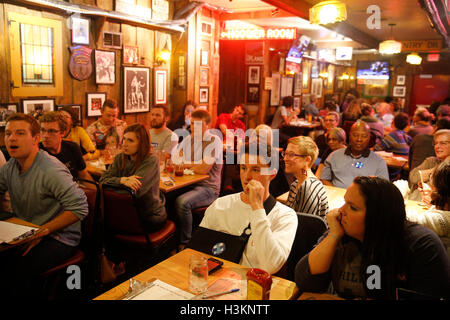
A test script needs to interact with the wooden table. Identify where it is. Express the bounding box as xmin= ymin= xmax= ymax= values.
xmin=94 ymin=248 xmax=299 ymax=300
xmin=0 ymin=217 xmax=44 ymax=252
xmin=87 ymin=161 xmax=209 ymax=193
xmin=298 ymin=292 xmax=344 ymax=300
xmin=277 ymin=185 xmax=426 ymax=212
xmin=159 ymin=173 xmax=210 ymax=193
